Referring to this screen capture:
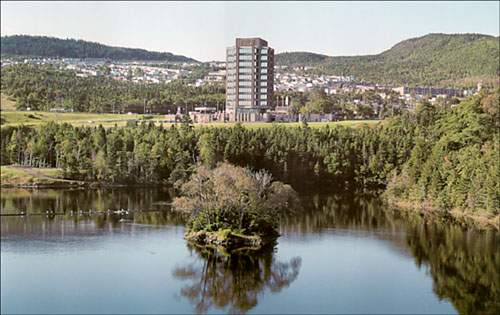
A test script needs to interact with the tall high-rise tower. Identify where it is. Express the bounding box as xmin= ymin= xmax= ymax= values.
xmin=225 ymin=38 xmax=274 ymax=122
